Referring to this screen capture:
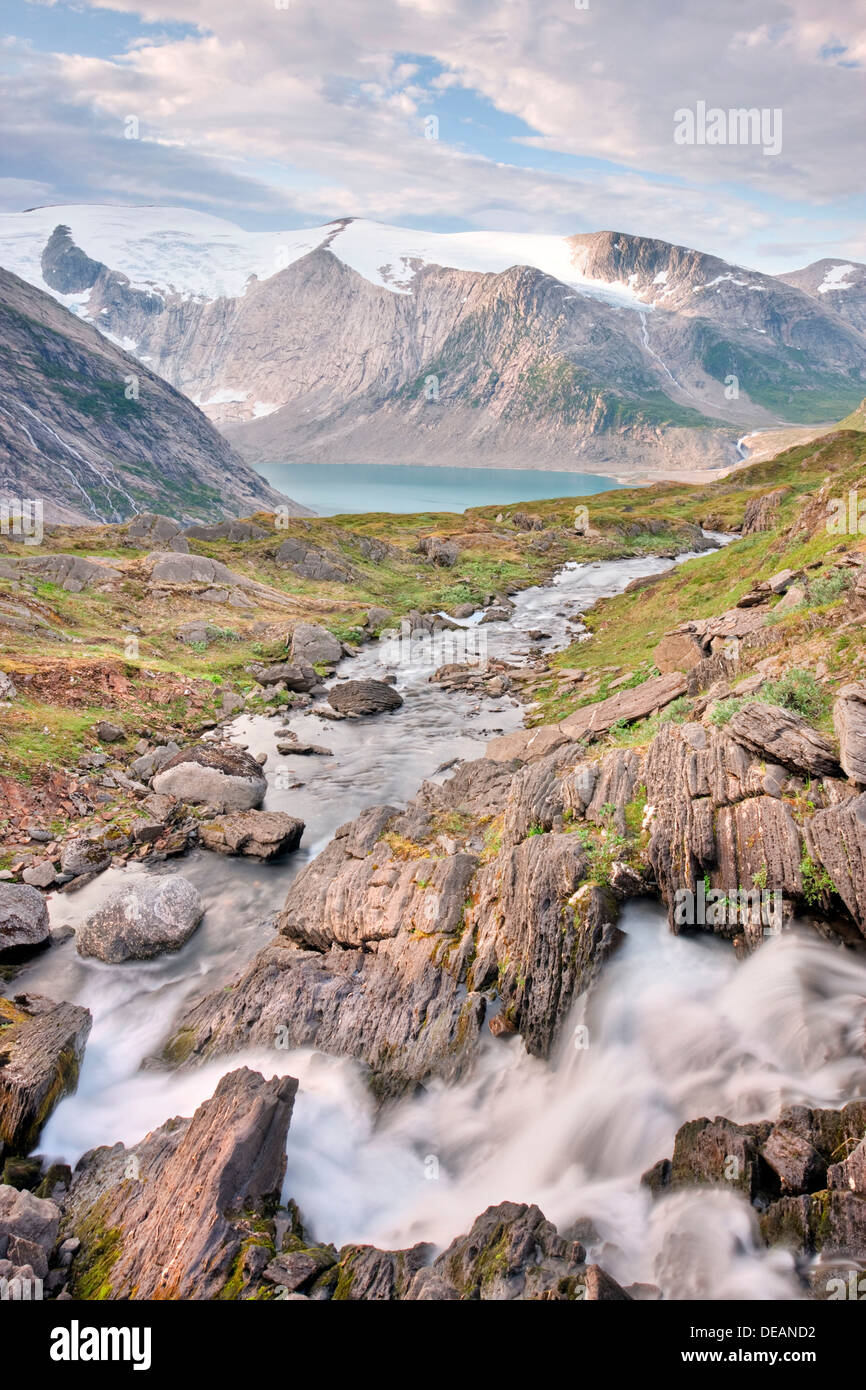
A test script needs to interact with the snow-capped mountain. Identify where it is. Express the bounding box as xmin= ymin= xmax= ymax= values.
xmin=1 ymin=205 xmax=865 ymax=474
